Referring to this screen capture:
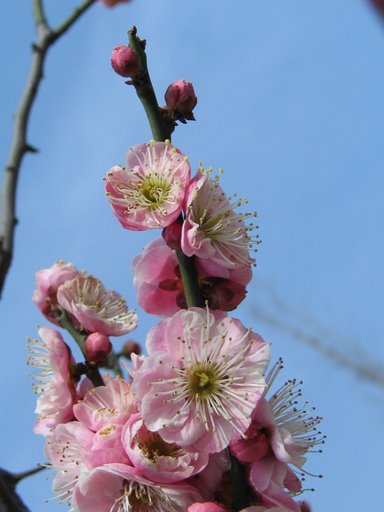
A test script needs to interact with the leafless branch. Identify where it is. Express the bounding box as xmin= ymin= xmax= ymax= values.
xmin=0 ymin=466 xmax=45 ymax=512
xmin=251 ymin=291 xmax=384 ymax=388
xmin=0 ymin=0 xmax=96 ymax=297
